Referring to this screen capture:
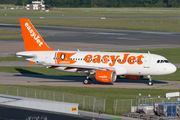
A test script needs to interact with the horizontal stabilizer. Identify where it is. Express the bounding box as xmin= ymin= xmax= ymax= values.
xmin=16 ymin=54 xmax=35 ymax=58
